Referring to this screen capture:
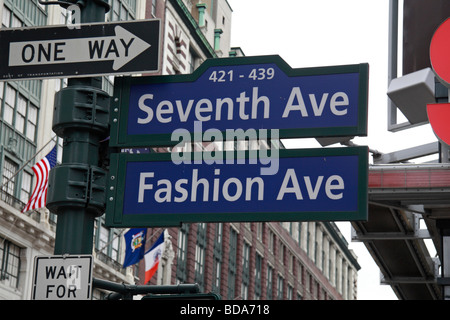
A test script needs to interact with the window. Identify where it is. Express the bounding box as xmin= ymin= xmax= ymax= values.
xmin=2 ymin=5 xmax=43 ymax=102
xmin=2 ymin=85 xmax=38 ymax=142
xmin=305 ymin=272 xmax=310 ymax=294
xmin=328 ymin=258 xmax=332 ymax=280
xmin=279 ymin=241 xmax=285 ymax=263
xmin=2 ymin=158 xmax=17 ymax=198
xmin=3 ymin=0 xmax=47 ymax=27
xmin=15 ymin=95 xmax=26 ymax=134
xmin=289 ymin=254 xmax=294 ymax=273
xmin=347 ymin=269 xmax=352 ymax=300
xmin=241 ymin=242 xmax=250 ymax=299
xmin=194 ymin=242 xmax=204 ymax=281
xmin=254 ymin=253 xmax=262 ymax=299
xmin=2 ymin=6 xmax=11 ymax=27
xmin=212 ymin=259 xmax=221 ymax=292
xmin=322 ymin=249 xmax=325 ymax=271
xmin=98 ymin=223 xmax=109 ymax=253
xmin=95 ymin=218 xmax=121 ymax=263
xmin=4 ymin=85 xmax=15 ymax=125
xmin=277 ymin=274 xmax=284 ymax=300
xmin=268 ymin=230 xmax=275 ymax=253
xmin=227 ymin=227 xmax=237 ymax=299
xmin=189 ymin=48 xmax=201 ymax=74
xmin=298 ymin=263 xmax=303 ymax=285
xmin=256 ymin=223 xmax=263 ymax=241
xmin=266 ymin=265 xmax=273 ymax=299
xmin=194 ymin=223 xmax=207 ymax=291
xmin=26 ymin=104 xmax=37 ymax=141
xmin=297 ymin=222 xmax=302 ymax=244
xmin=287 ymin=284 xmax=294 ymax=300
xmin=316 ymin=281 xmax=321 ymax=299
xmin=111 ymin=232 xmax=119 ymax=261
xmin=176 ymin=224 xmax=189 ymax=284
xmin=109 ymin=0 xmax=136 ymax=22
xmin=152 ymin=0 xmax=157 ymax=17
xmin=314 ymin=240 xmax=318 ymax=264
xmin=2 ymin=6 xmax=22 ymax=29
xmin=0 ymin=238 xmax=21 ymax=288
xmin=20 ymin=171 xmax=32 ymax=204
xmin=307 ymin=230 xmax=311 ymax=257
xmin=335 ymin=265 xmax=338 ymax=288
xmin=212 ymin=223 xmax=222 ymax=293
xmin=0 ymin=81 xmax=3 ymax=116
